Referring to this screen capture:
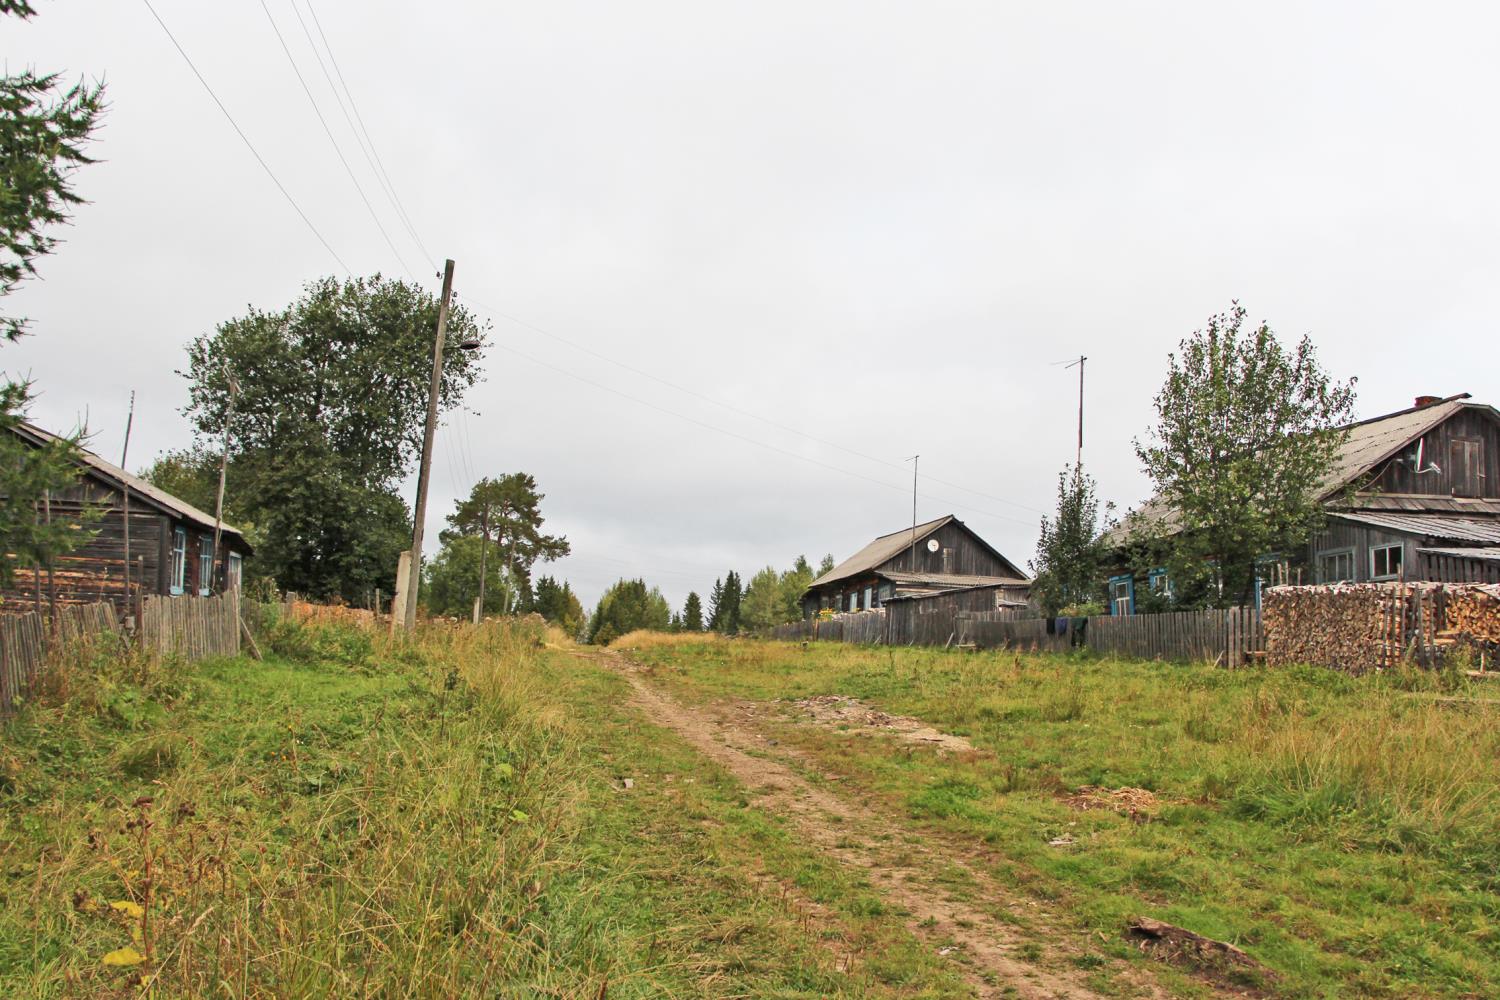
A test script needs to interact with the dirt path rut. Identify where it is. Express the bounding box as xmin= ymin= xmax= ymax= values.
xmin=587 ymin=650 xmax=1176 ymax=1000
